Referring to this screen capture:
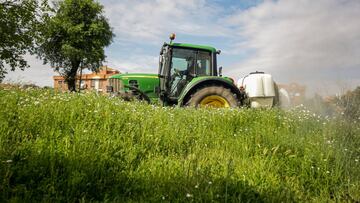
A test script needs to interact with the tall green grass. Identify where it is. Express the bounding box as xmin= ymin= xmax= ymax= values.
xmin=0 ymin=86 xmax=359 ymax=202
